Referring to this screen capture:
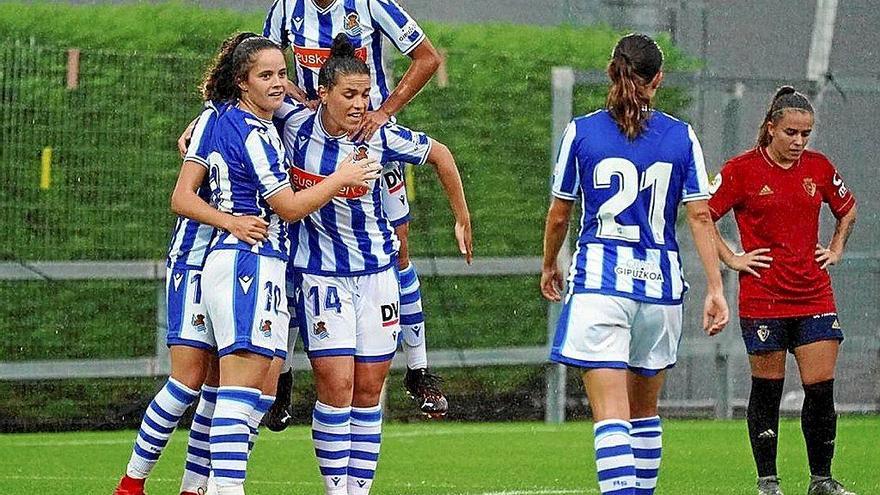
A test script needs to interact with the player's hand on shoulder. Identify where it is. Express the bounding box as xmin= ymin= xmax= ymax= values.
xmin=702 ymin=290 xmax=729 ymax=336
xmin=335 ymin=151 xmax=381 ymax=188
xmin=350 ymin=108 xmax=391 ymax=142
xmin=726 ymin=248 xmax=772 ymax=278
xmin=177 ymin=118 xmax=197 ymax=158
xmin=540 ymin=265 xmax=564 ymax=302
xmin=815 ymin=244 xmax=841 ymax=270
xmin=224 ymin=215 xmax=269 ymax=245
